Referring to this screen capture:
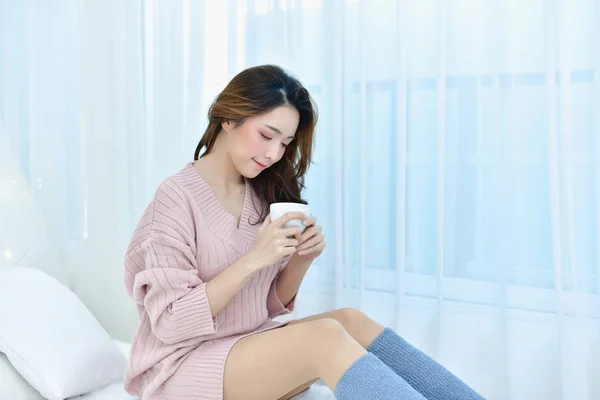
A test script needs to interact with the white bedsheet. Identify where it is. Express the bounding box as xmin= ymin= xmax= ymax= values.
xmin=77 ymin=340 xmax=336 ymax=400
xmin=75 ymin=381 xmax=335 ymax=400
xmin=74 ymin=382 xmax=139 ymax=400
xmin=69 ymin=340 xmax=137 ymax=400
